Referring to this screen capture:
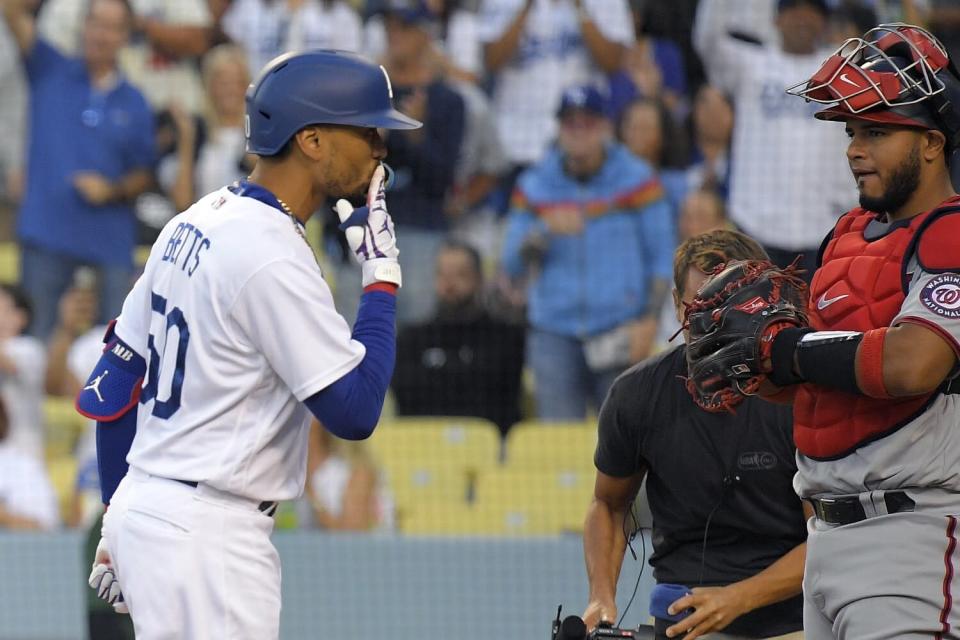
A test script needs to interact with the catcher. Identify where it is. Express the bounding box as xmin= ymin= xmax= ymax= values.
xmin=686 ymin=24 xmax=960 ymax=640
